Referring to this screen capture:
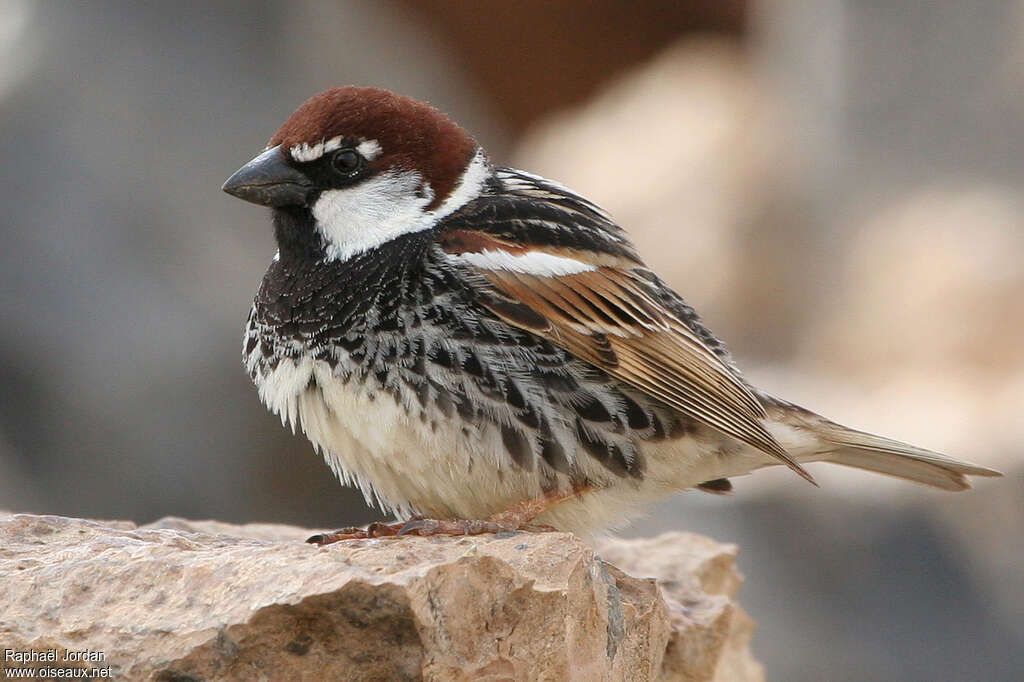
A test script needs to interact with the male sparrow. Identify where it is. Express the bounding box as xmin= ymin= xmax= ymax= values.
xmin=223 ymin=87 xmax=999 ymax=543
